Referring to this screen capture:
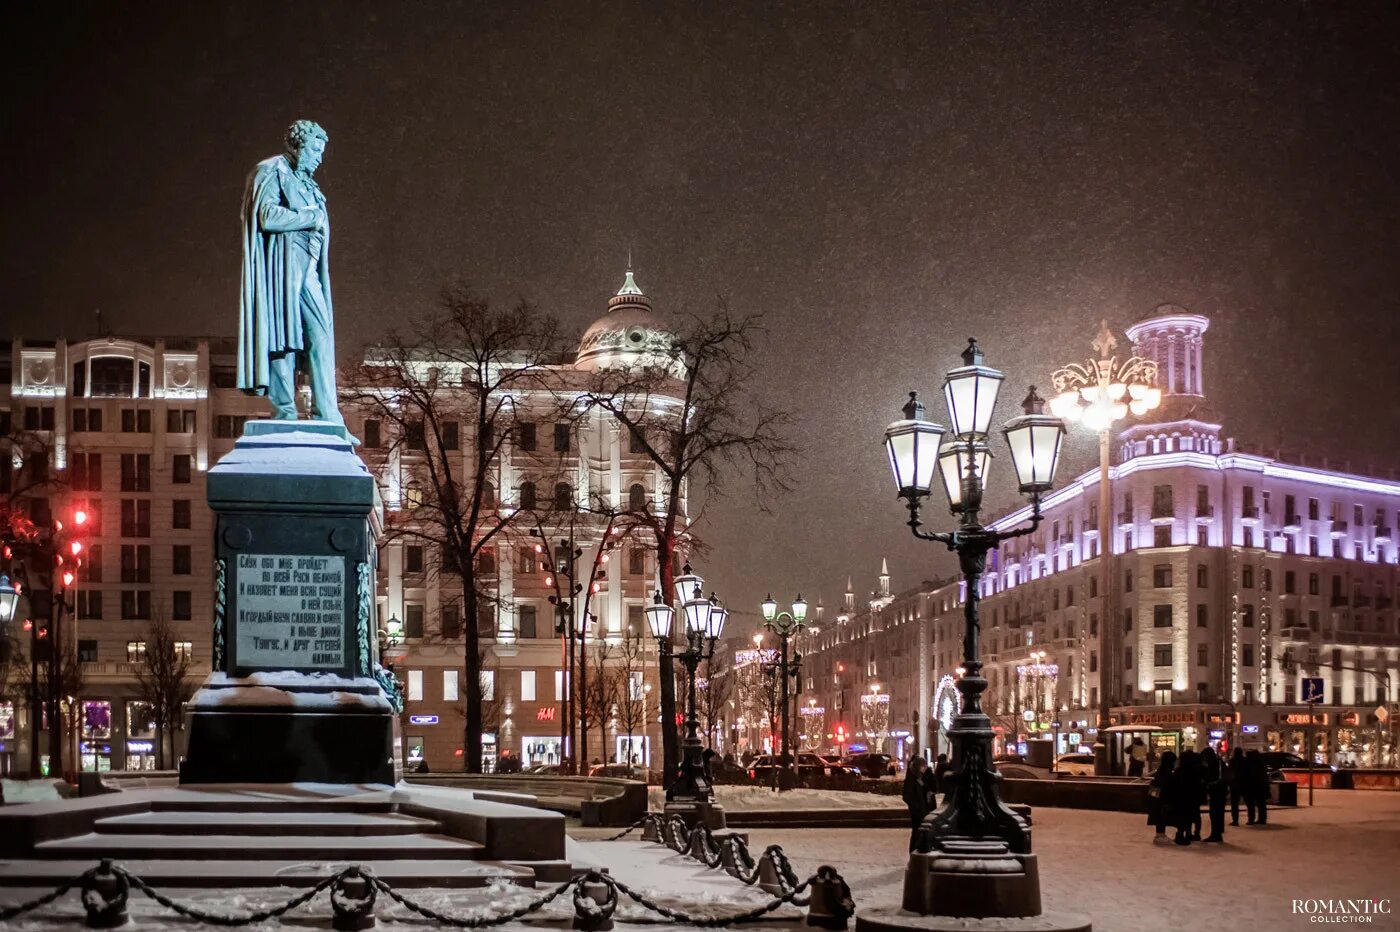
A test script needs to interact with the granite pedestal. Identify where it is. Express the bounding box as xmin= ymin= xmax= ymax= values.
xmin=181 ymin=421 xmax=401 ymax=786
